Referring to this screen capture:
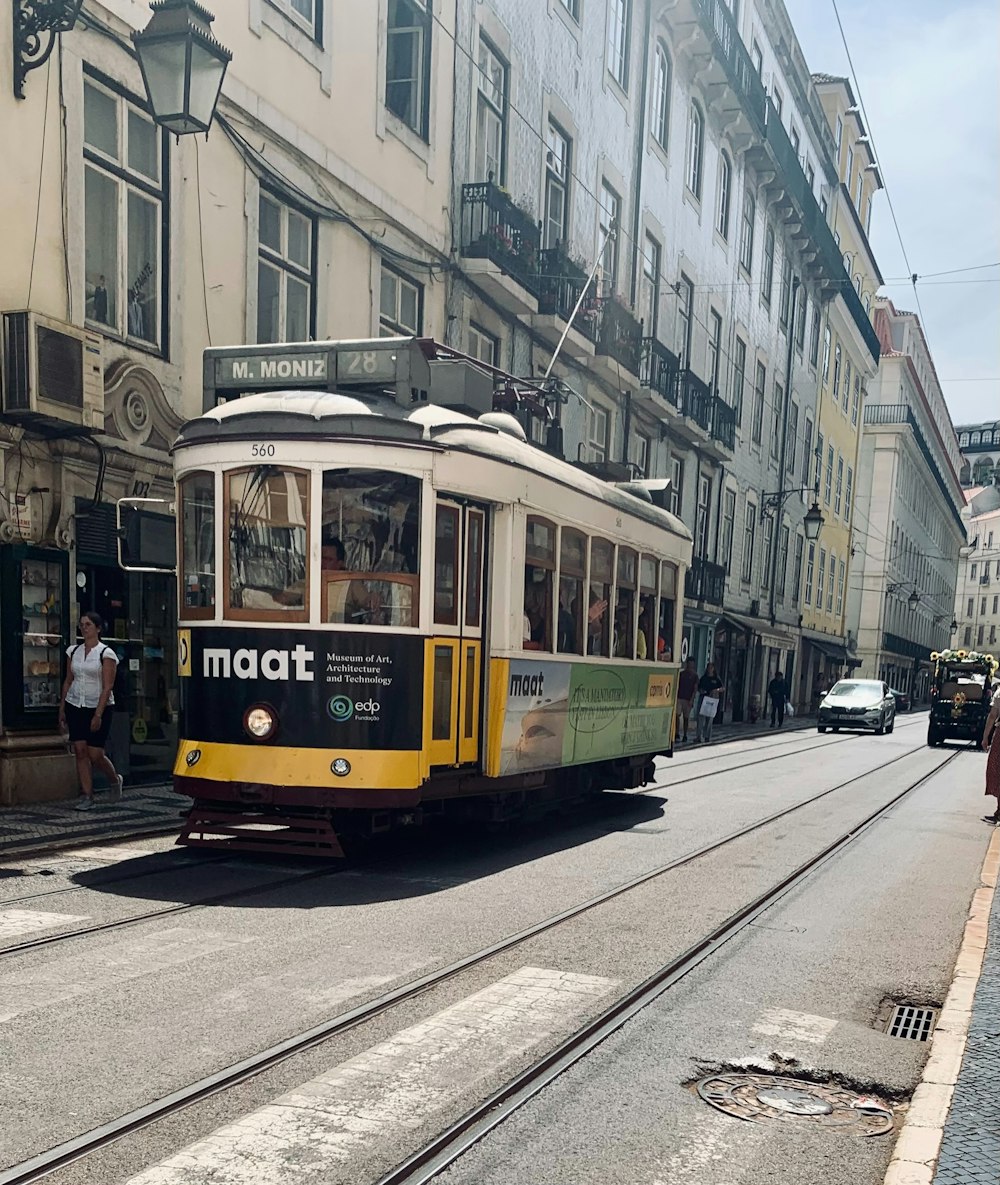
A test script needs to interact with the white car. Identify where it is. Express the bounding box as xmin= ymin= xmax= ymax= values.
xmin=817 ymin=679 xmax=896 ymax=735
